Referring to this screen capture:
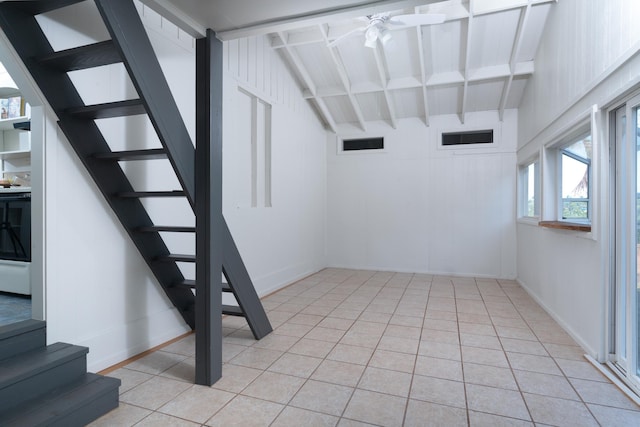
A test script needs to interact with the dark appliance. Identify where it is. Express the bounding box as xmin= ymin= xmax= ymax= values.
xmin=0 ymin=192 xmax=30 ymax=262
